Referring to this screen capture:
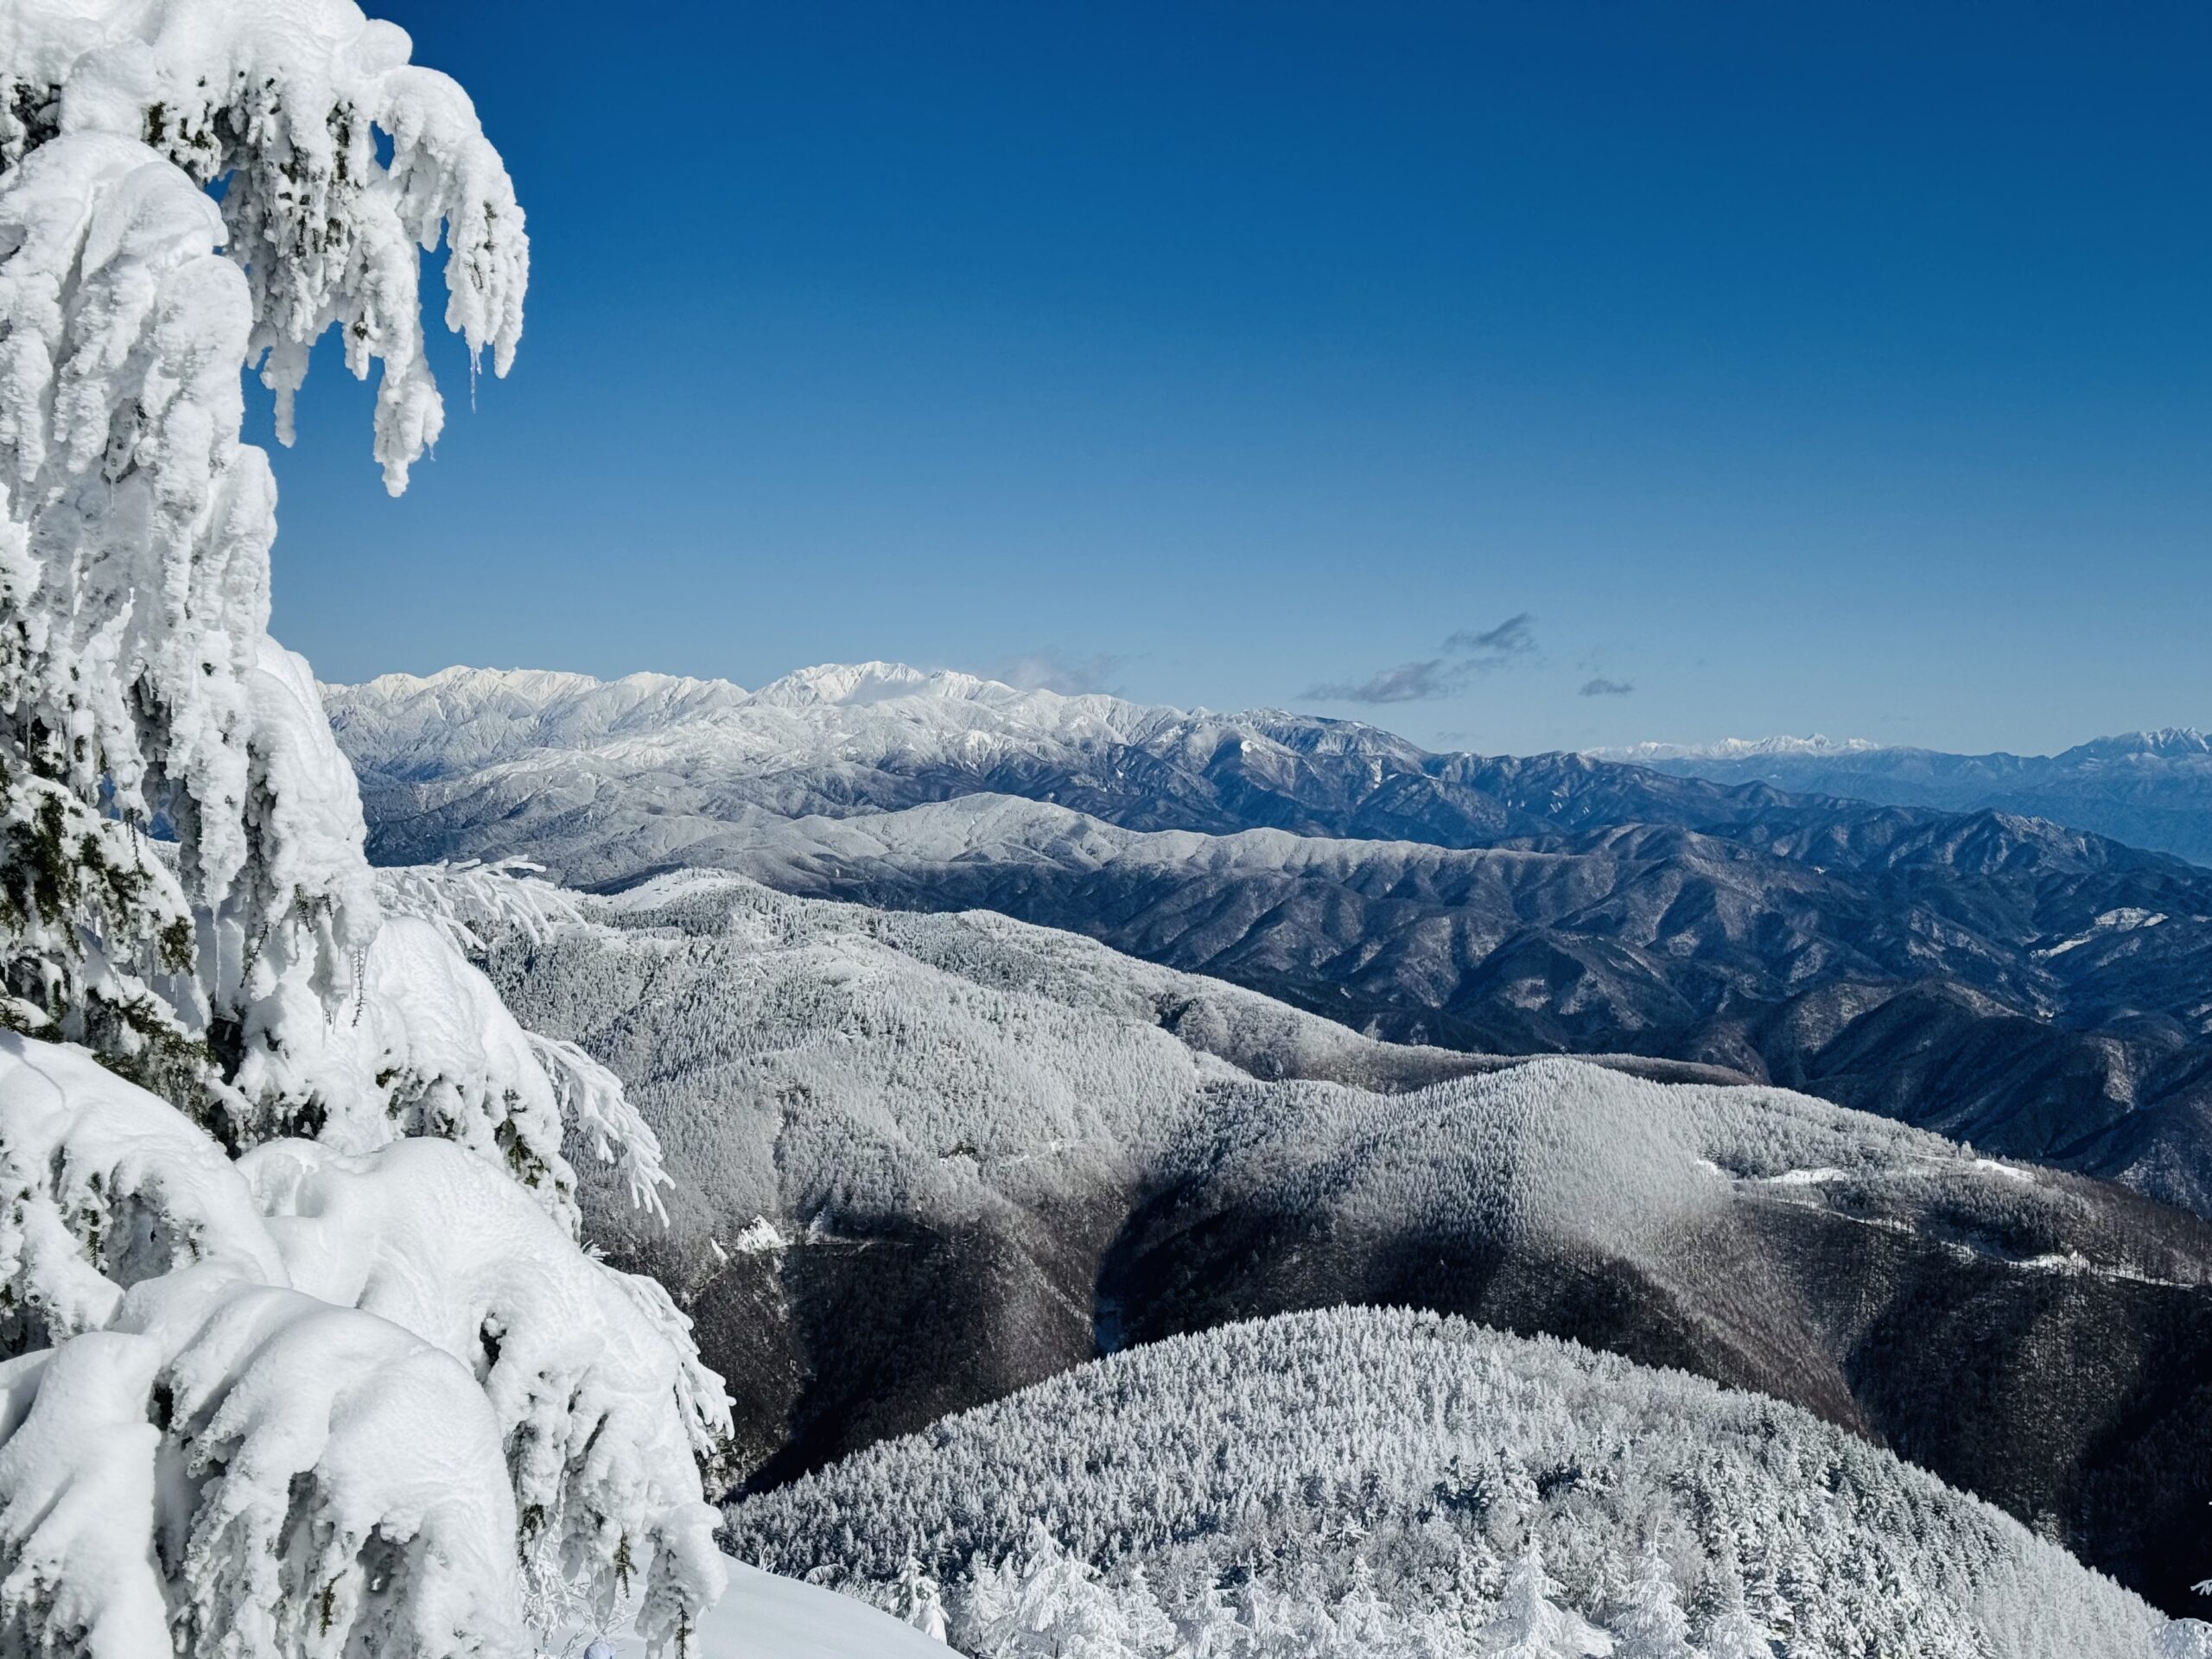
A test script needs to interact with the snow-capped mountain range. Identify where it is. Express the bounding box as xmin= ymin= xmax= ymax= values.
xmin=328 ymin=664 xmax=2212 ymax=1224
xmin=329 ymin=659 xmax=1774 ymax=851
xmin=330 ymin=664 xmax=2212 ymax=863
xmin=1592 ymin=734 xmax=1886 ymax=761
